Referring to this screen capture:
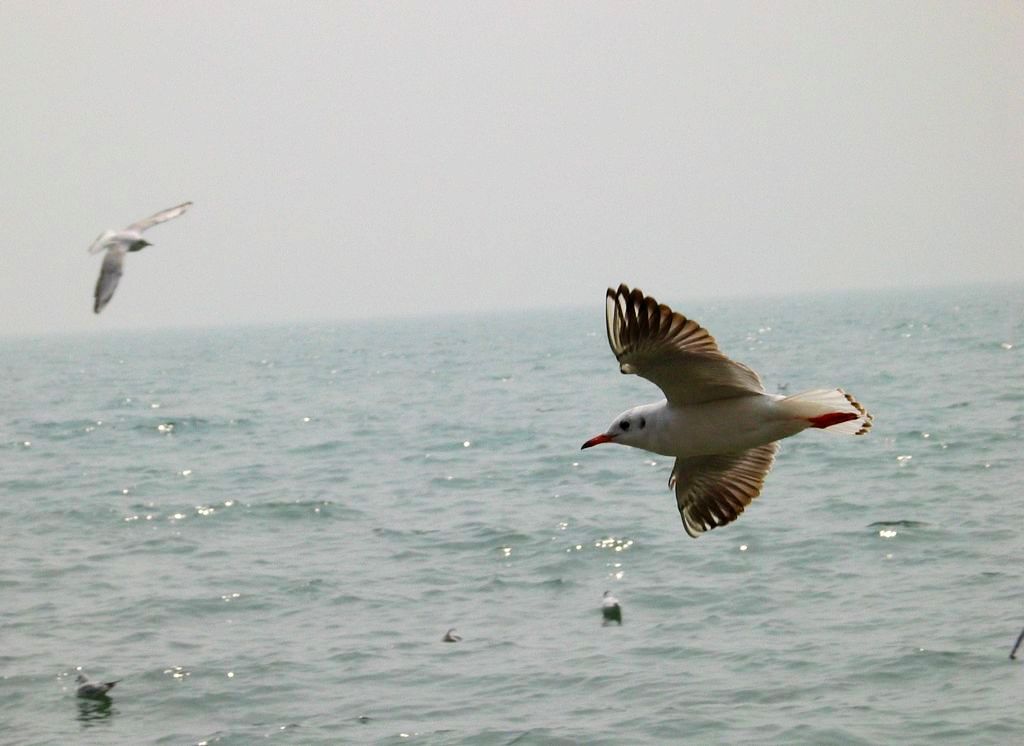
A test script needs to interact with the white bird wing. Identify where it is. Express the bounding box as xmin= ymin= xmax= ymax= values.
xmin=126 ymin=201 xmax=193 ymax=233
xmin=87 ymin=230 xmax=118 ymax=255
xmin=94 ymin=248 xmax=125 ymax=313
xmin=605 ymin=284 xmax=764 ymax=405
xmin=671 ymin=442 xmax=778 ymax=538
